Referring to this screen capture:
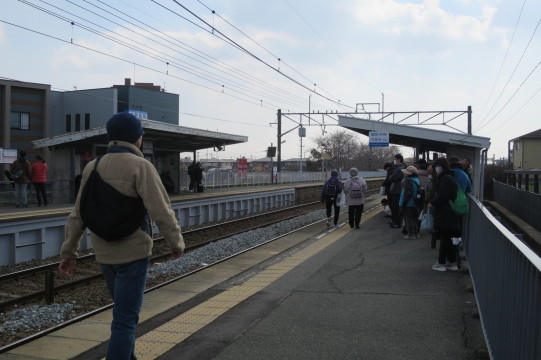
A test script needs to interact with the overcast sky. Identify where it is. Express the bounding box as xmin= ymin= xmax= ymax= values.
xmin=1 ymin=0 xmax=540 ymax=162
